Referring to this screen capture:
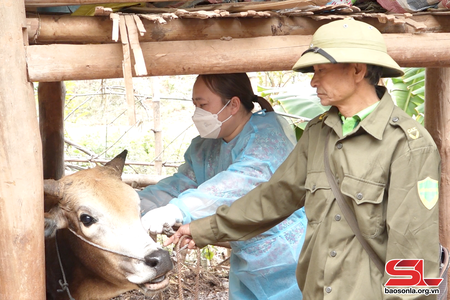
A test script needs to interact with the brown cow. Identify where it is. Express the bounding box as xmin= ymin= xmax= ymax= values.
xmin=44 ymin=150 xmax=173 ymax=300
